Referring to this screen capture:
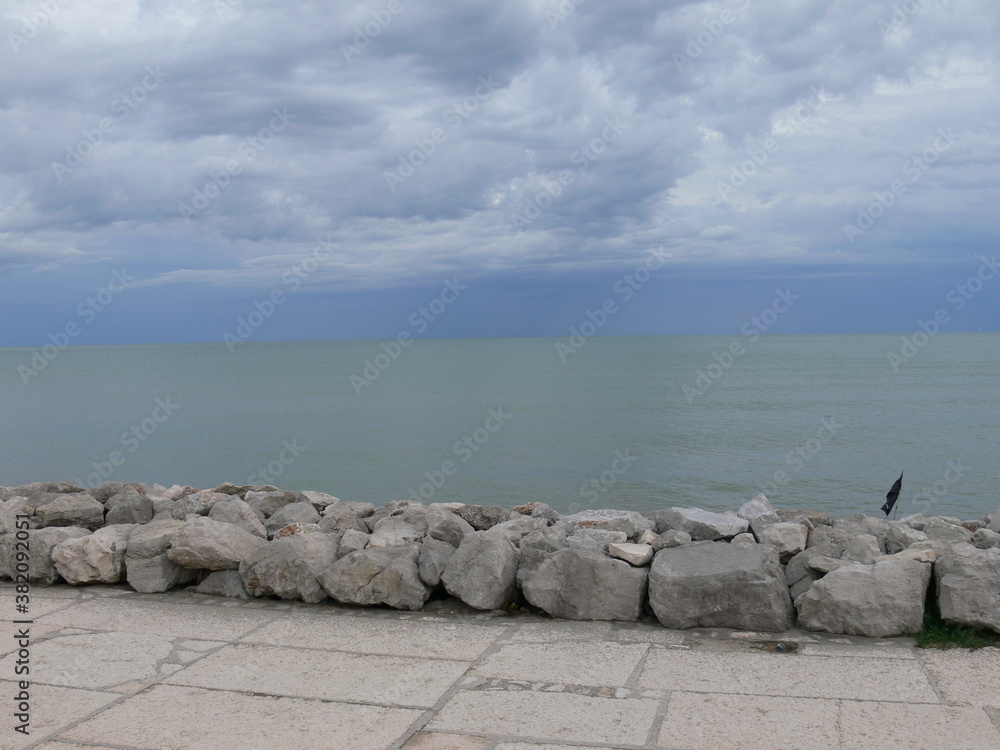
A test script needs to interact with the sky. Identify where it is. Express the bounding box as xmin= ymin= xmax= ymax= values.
xmin=1 ymin=0 xmax=999 ymax=346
